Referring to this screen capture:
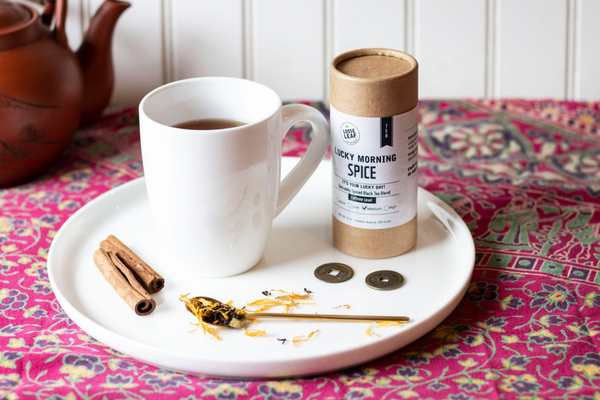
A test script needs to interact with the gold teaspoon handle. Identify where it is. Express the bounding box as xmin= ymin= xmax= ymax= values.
xmin=246 ymin=313 xmax=409 ymax=323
